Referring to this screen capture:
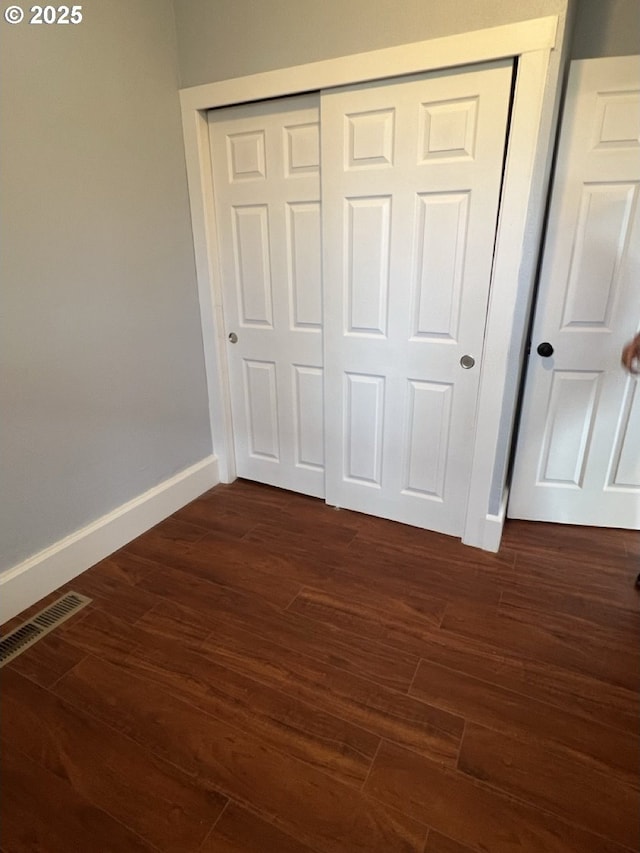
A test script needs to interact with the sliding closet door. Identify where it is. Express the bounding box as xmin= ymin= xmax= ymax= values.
xmin=509 ymin=56 xmax=640 ymax=528
xmin=321 ymin=62 xmax=512 ymax=535
xmin=209 ymin=95 xmax=325 ymax=497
